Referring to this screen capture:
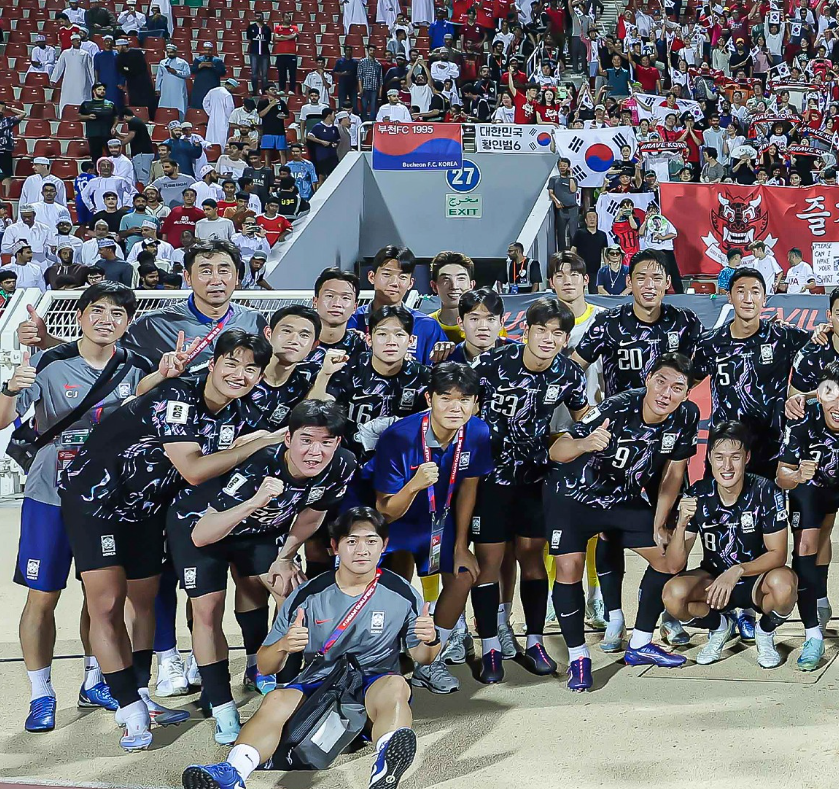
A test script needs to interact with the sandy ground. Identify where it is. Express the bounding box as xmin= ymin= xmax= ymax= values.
xmin=1 ymin=500 xmax=839 ymax=789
